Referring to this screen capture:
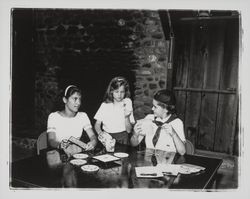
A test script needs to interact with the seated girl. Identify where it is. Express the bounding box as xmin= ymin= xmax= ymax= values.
xmin=130 ymin=89 xmax=186 ymax=155
xmin=47 ymin=85 xmax=97 ymax=157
